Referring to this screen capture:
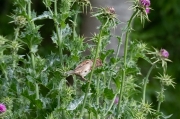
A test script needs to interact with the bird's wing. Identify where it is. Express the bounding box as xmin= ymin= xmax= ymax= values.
xmin=74 ymin=59 xmax=92 ymax=71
